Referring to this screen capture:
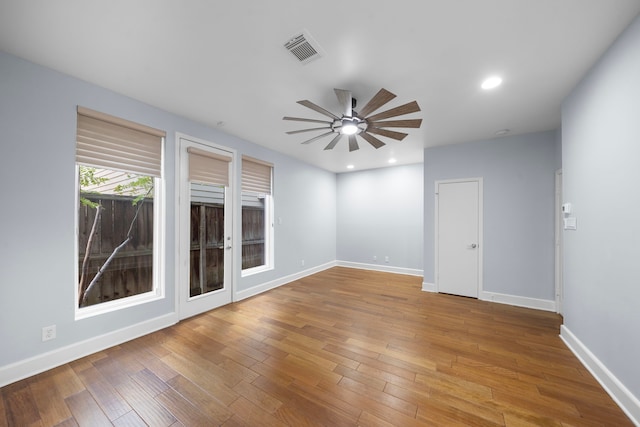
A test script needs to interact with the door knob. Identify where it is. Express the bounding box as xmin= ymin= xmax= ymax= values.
xmin=226 ymin=245 xmax=232 ymax=250
xmin=469 ymin=243 xmax=477 ymax=249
